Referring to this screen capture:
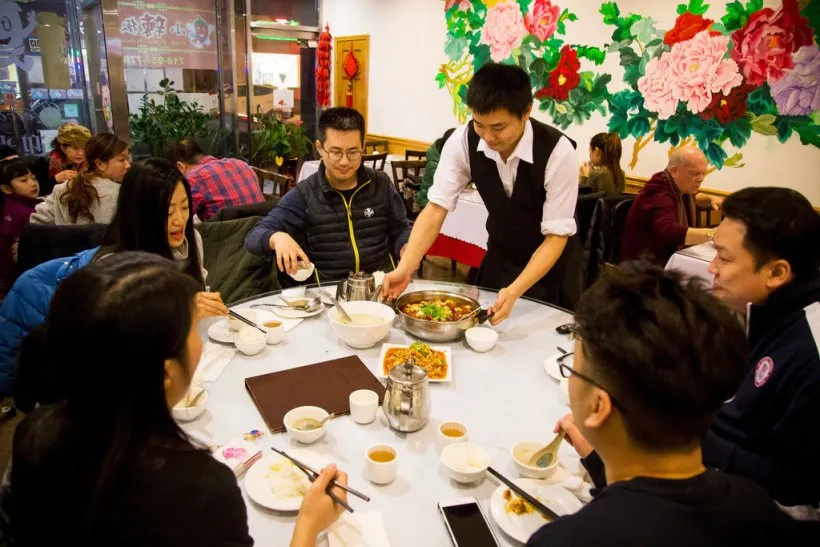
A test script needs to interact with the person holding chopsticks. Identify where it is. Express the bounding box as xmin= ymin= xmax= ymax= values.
xmin=2 ymin=252 xmax=349 ymax=546
xmin=533 ymin=263 xmax=812 ymax=546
